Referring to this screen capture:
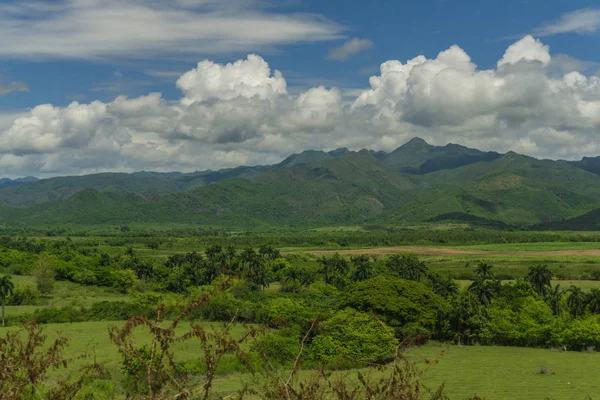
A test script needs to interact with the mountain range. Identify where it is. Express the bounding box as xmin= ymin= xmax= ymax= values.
xmin=2 ymin=138 xmax=600 ymax=230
